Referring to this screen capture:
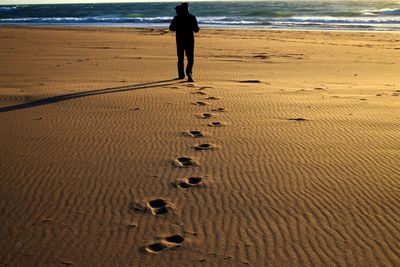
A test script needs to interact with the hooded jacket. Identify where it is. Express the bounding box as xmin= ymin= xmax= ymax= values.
xmin=169 ymin=13 xmax=199 ymax=40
